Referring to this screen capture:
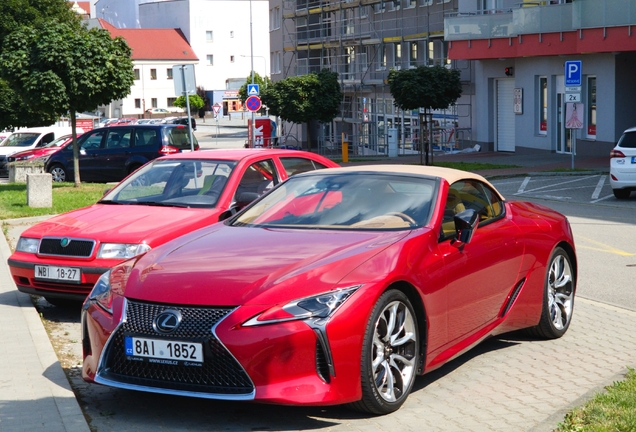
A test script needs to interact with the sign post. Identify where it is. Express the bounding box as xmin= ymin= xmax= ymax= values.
xmin=172 ymin=64 xmax=197 ymax=152
xmin=564 ymin=61 xmax=582 ymax=169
